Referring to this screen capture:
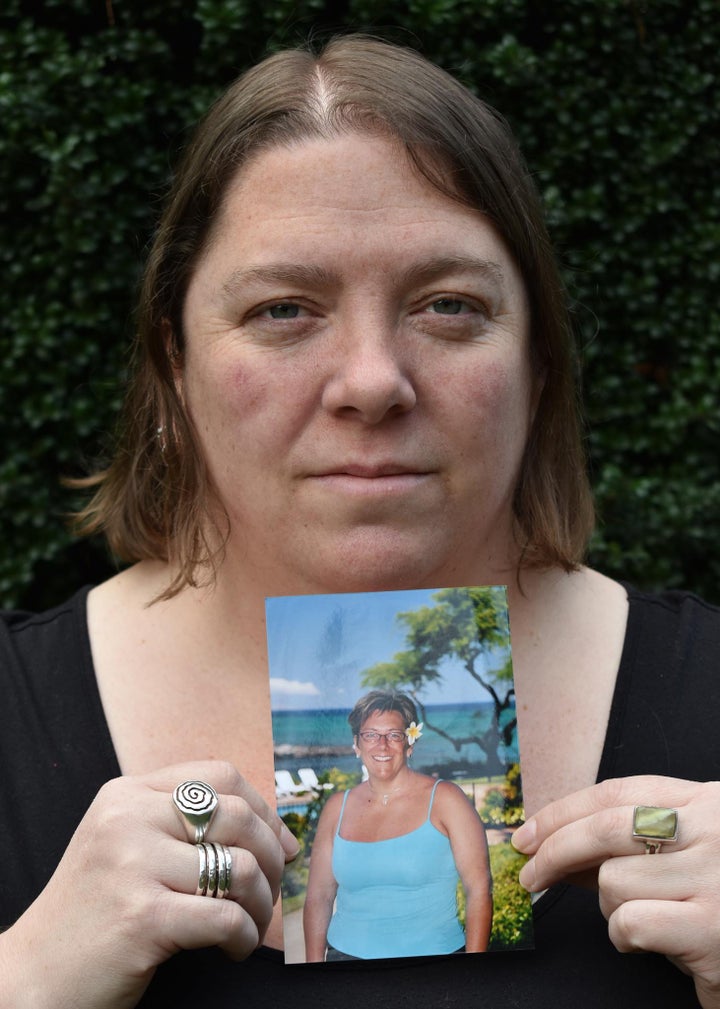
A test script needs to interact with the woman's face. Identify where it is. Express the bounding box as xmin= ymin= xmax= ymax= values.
xmin=355 ymin=709 xmax=411 ymax=780
xmin=180 ymin=132 xmax=535 ymax=593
